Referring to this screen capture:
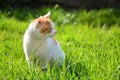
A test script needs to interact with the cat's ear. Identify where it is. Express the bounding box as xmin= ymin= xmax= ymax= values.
xmin=44 ymin=11 xmax=51 ymax=18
